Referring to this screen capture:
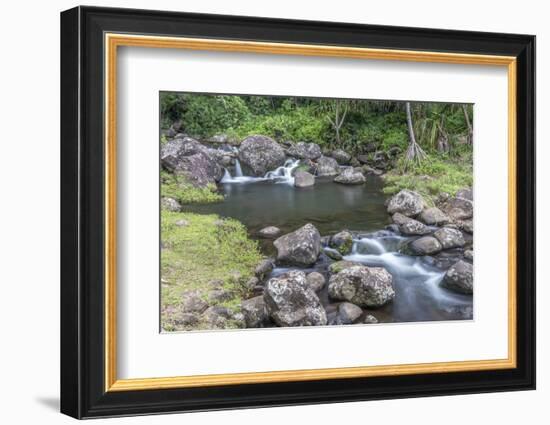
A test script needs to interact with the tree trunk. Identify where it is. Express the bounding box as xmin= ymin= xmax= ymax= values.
xmin=462 ymin=104 xmax=473 ymax=145
xmin=405 ymin=102 xmax=427 ymax=165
